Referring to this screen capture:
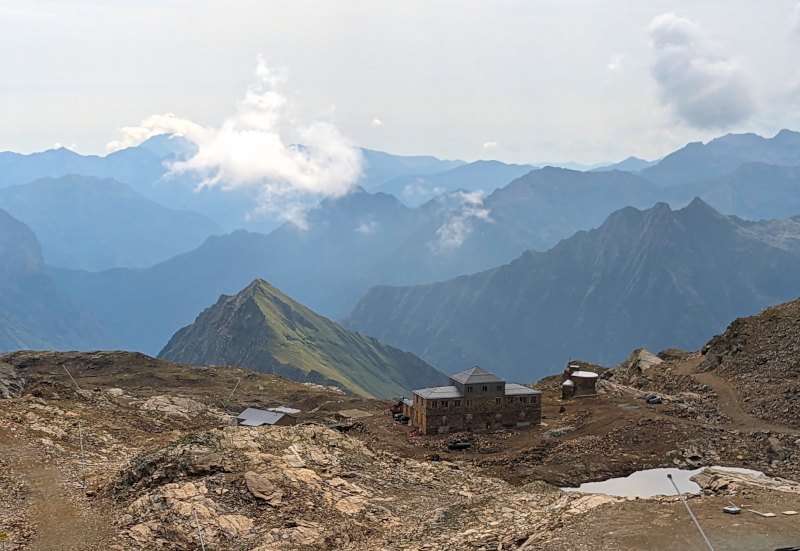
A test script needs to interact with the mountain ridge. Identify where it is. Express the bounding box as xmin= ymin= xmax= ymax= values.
xmin=158 ymin=278 xmax=447 ymax=398
xmin=342 ymin=198 xmax=800 ymax=380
